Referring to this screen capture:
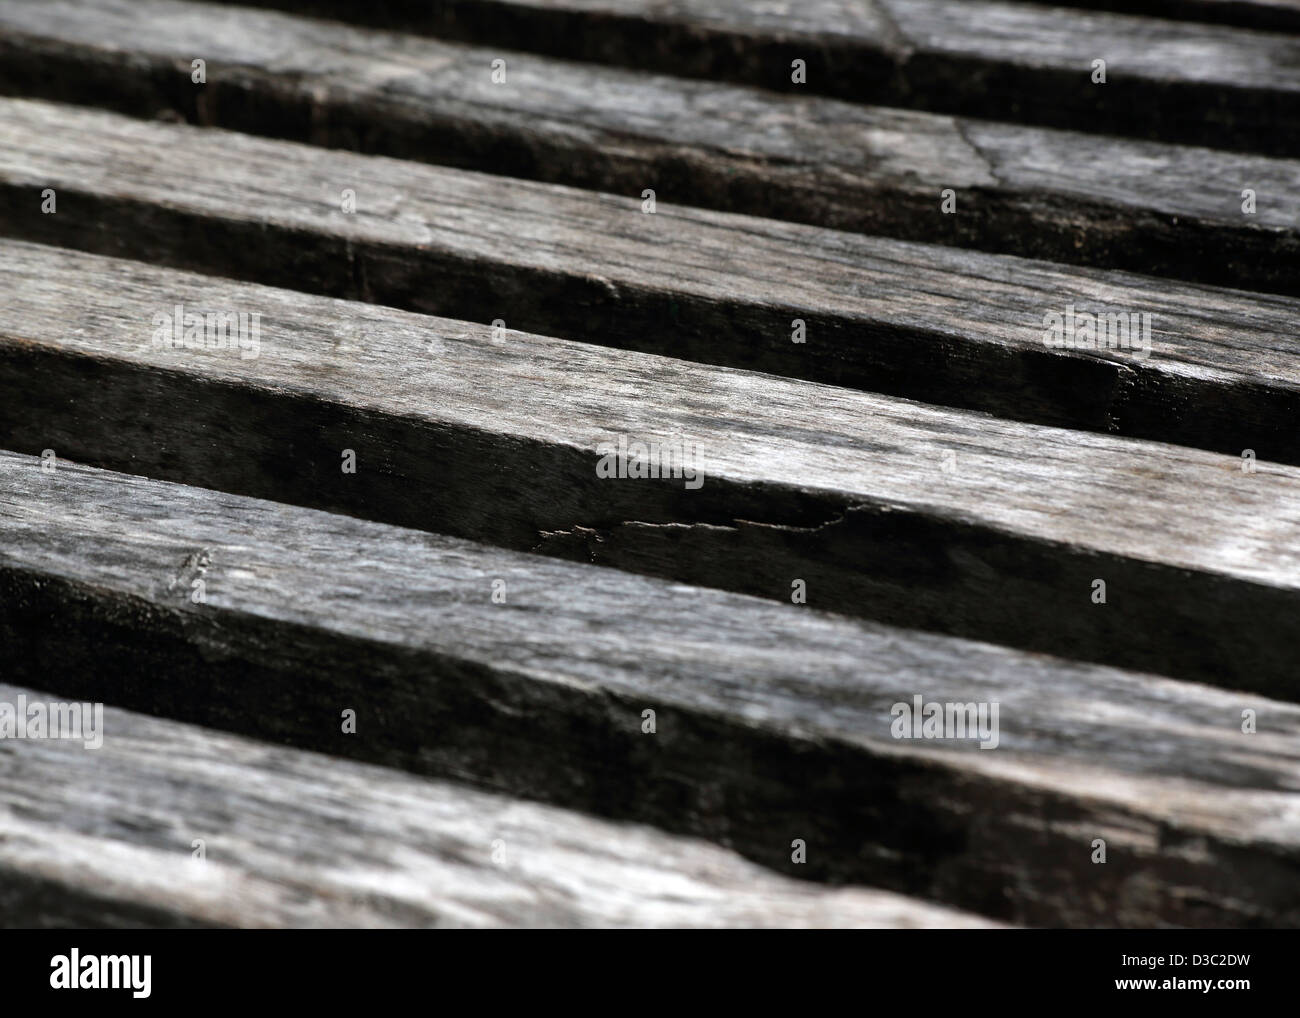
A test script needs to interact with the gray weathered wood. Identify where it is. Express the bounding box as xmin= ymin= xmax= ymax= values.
xmin=1006 ymin=0 xmax=1300 ymax=33
xmin=3 ymin=455 xmax=1300 ymax=927
xmin=4 ymin=247 xmax=1300 ymax=699
xmin=196 ymin=0 xmax=1300 ymax=152
xmin=0 ymin=685 xmax=1003 ymax=928
xmin=6 ymin=102 xmax=1300 ymax=459
xmin=1 ymin=2 xmax=1298 ymax=294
